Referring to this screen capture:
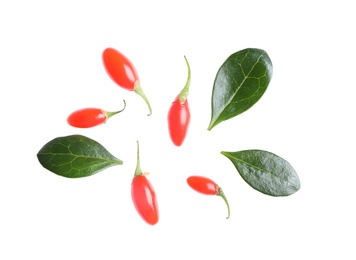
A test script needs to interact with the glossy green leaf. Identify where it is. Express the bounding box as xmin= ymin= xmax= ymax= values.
xmin=37 ymin=135 xmax=122 ymax=178
xmin=221 ymin=150 xmax=300 ymax=196
xmin=208 ymin=48 xmax=273 ymax=130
